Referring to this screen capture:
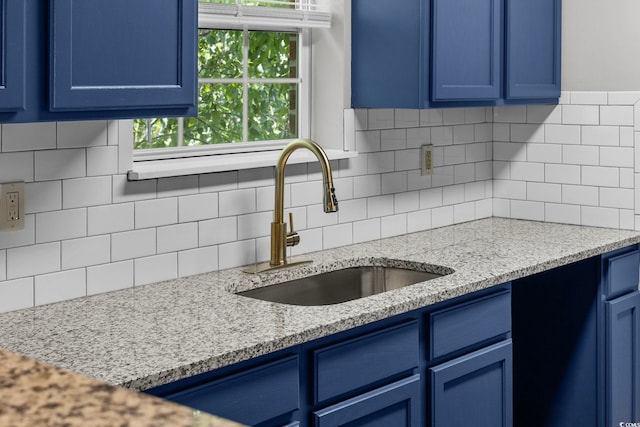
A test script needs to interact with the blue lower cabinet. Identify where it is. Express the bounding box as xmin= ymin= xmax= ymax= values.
xmin=430 ymin=340 xmax=513 ymax=427
xmin=162 ymin=355 xmax=299 ymax=427
xmin=313 ymin=375 xmax=421 ymax=427
xmin=605 ymin=291 xmax=640 ymax=426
